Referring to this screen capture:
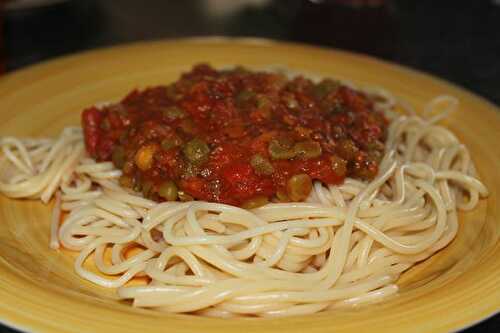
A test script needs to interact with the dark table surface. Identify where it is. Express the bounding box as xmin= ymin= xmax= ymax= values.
xmin=1 ymin=0 xmax=499 ymax=332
